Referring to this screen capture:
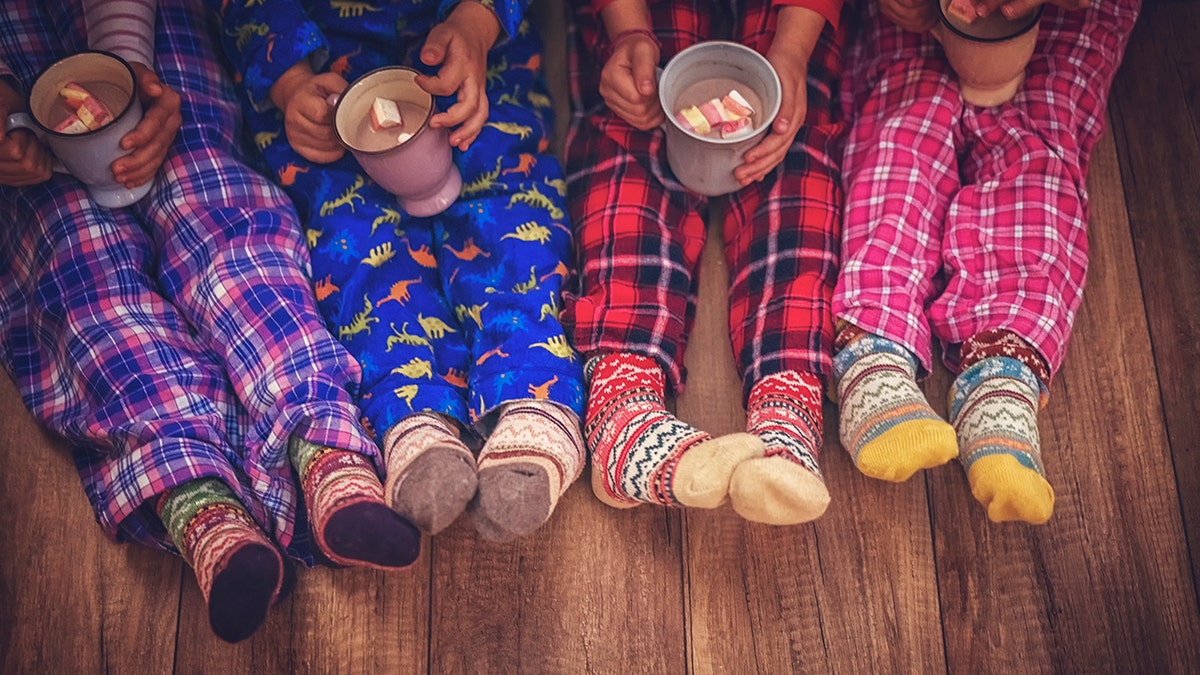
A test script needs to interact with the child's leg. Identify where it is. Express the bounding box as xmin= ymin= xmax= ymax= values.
xmin=949 ymin=331 xmax=1054 ymax=524
xmin=157 ymin=478 xmax=284 ymax=643
xmin=563 ymin=0 xmax=763 ymax=510
xmin=716 ymin=0 xmax=848 ymax=524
